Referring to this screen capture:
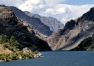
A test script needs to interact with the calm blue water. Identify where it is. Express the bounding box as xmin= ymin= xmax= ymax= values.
xmin=0 ymin=51 xmax=94 ymax=66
